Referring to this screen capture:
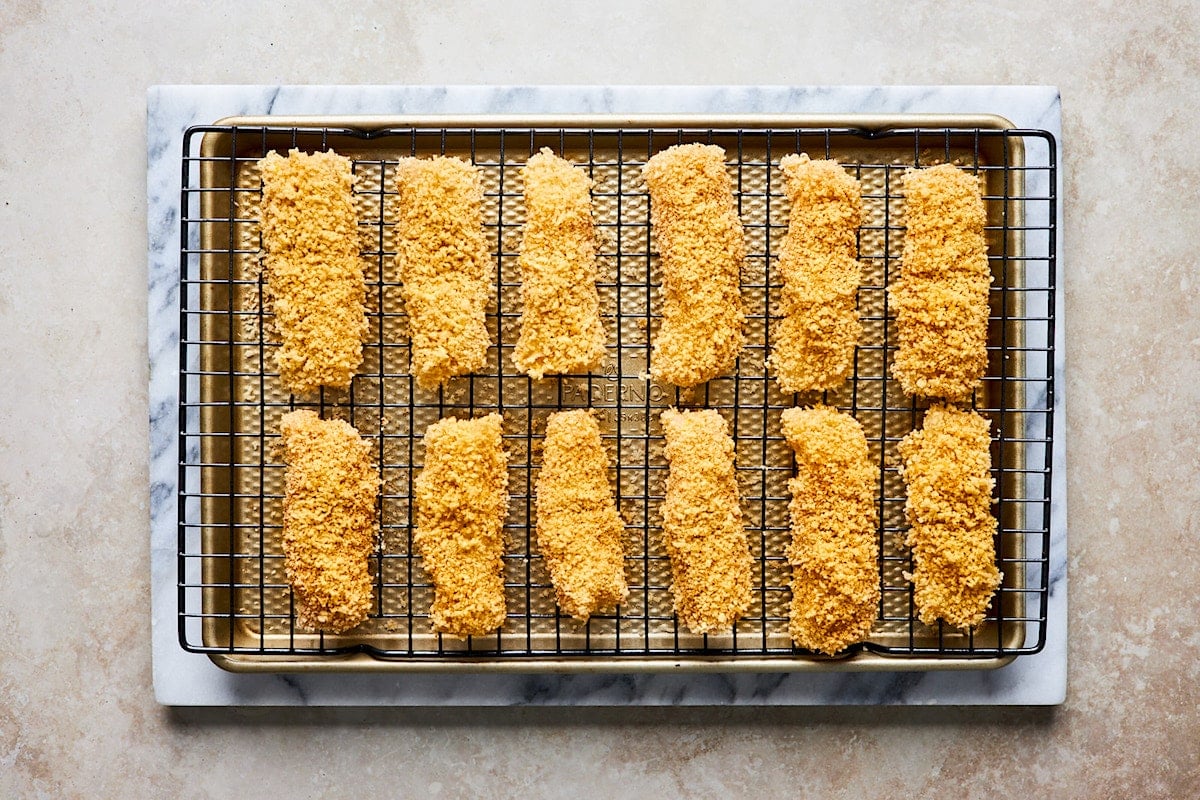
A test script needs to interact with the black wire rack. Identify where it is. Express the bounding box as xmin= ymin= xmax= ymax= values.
xmin=177 ymin=120 xmax=1057 ymax=668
